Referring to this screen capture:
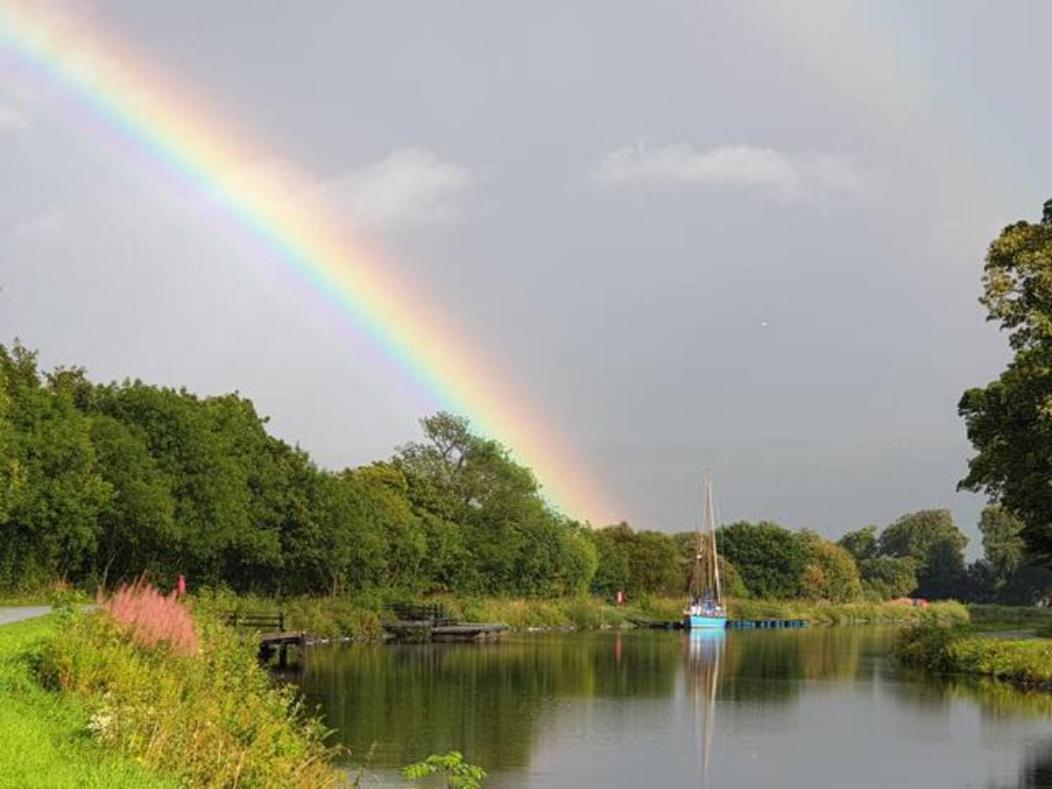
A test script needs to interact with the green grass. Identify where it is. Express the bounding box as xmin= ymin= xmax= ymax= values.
xmin=729 ymin=598 xmax=969 ymax=626
xmin=0 ymin=616 xmax=177 ymax=789
xmin=40 ymin=606 xmax=341 ymax=787
xmin=968 ymin=604 xmax=1052 ymax=627
xmin=896 ymin=621 xmax=1052 ymax=686
xmin=191 ymin=591 xmax=970 ymax=640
